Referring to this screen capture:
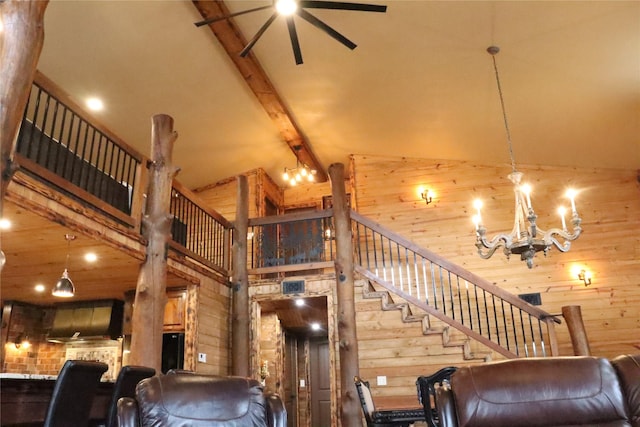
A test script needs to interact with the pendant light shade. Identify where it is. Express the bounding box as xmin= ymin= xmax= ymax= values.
xmin=52 ymin=234 xmax=76 ymax=297
xmin=52 ymin=268 xmax=75 ymax=298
